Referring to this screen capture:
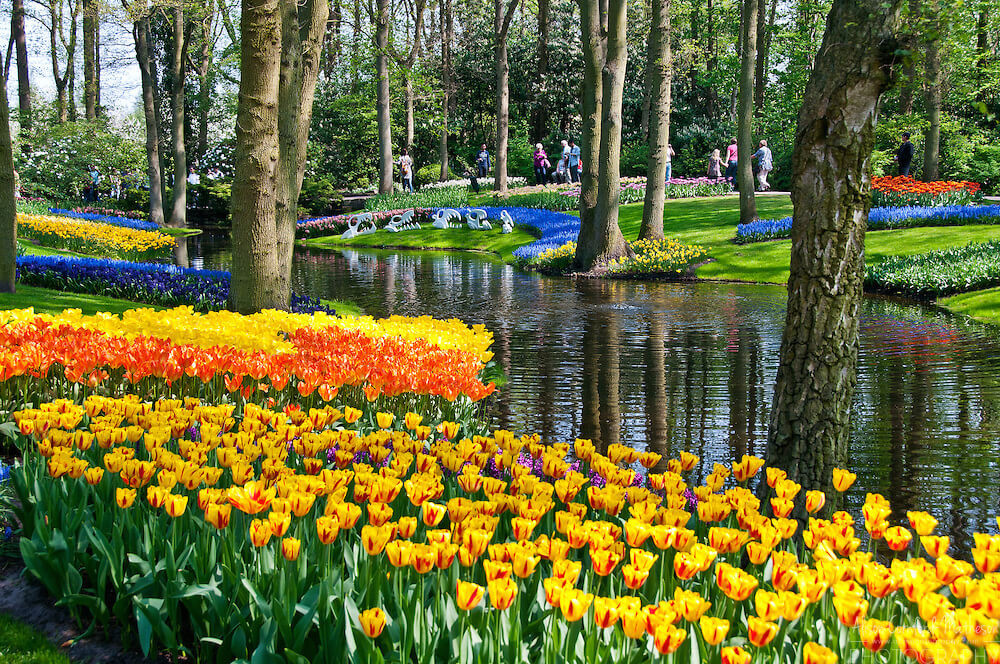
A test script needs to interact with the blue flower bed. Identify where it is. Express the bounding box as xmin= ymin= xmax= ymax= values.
xmin=735 ymin=204 xmax=1000 ymax=244
xmin=16 ymin=255 xmax=337 ymax=315
xmin=48 ymin=208 xmax=161 ymax=231
xmin=429 ymin=206 xmax=579 ymax=261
